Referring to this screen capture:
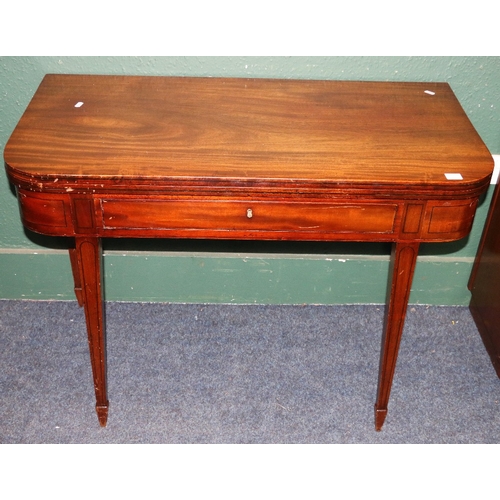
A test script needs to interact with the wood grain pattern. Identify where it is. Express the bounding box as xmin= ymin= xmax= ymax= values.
xmin=4 ymin=75 xmax=494 ymax=431
xmin=5 ymin=75 xmax=492 ymax=189
xmin=375 ymin=241 xmax=420 ymax=430
xmin=74 ymin=235 xmax=108 ymax=426
xmin=101 ymin=199 xmax=398 ymax=234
